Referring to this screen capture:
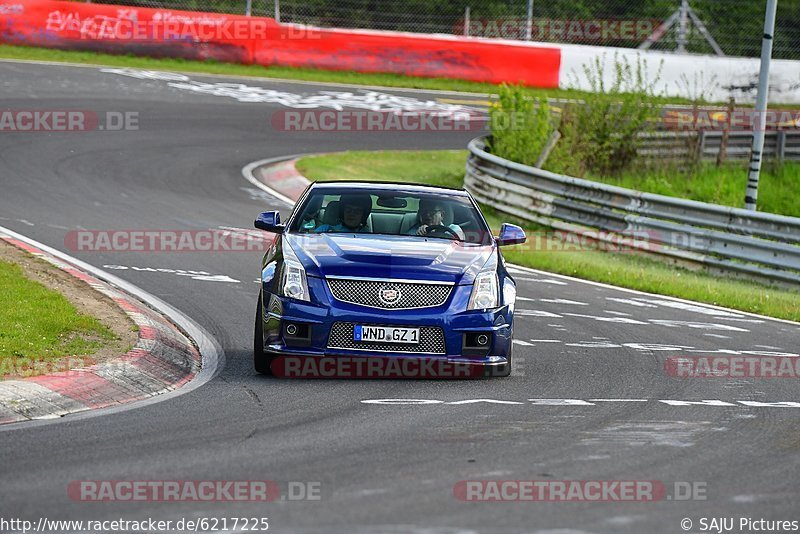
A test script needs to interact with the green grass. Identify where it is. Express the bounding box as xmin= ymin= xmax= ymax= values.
xmin=0 ymin=43 xmax=699 ymax=104
xmin=0 ymin=259 xmax=116 ymax=376
xmin=582 ymin=162 xmax=800 ymax=218
xmin=296 ymin=150 xmax=469 ymax=188
xmin=297 ymin=150 xmax=800 ymax=322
